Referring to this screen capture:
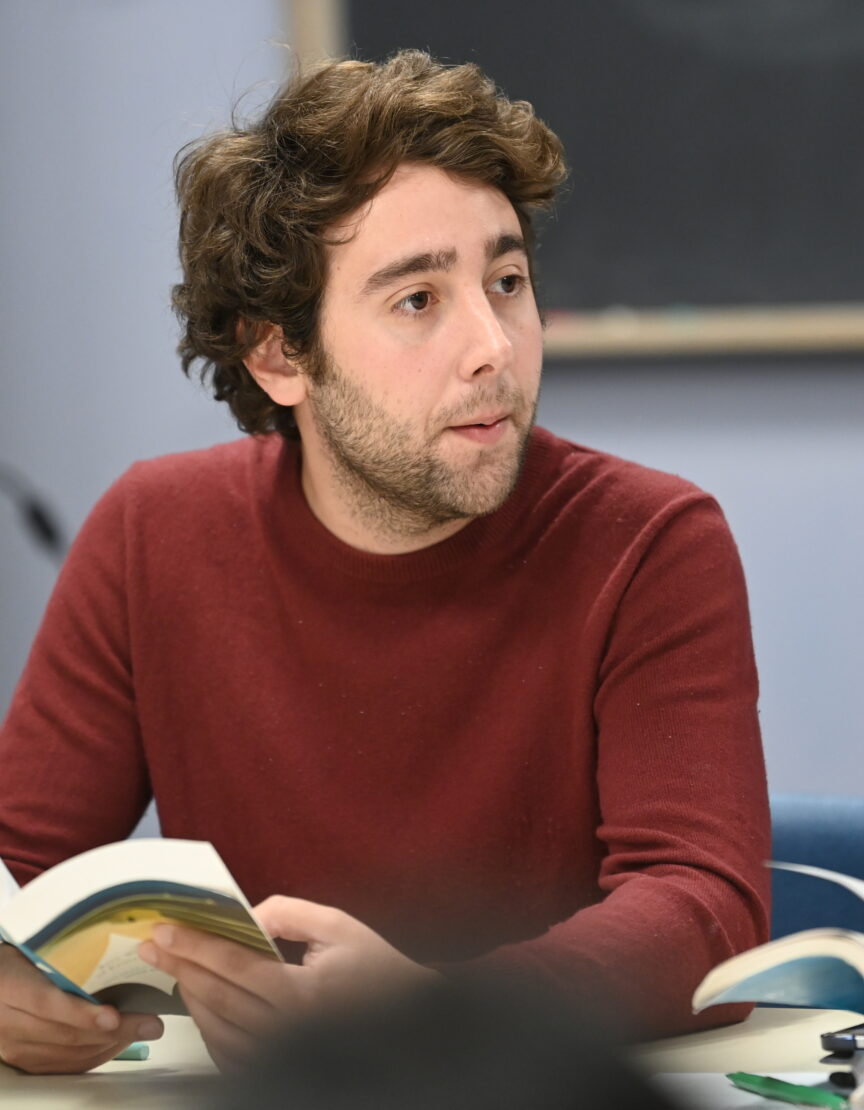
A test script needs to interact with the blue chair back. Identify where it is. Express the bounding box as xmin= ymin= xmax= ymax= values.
xmin=770 ymin=793 xmax=864 ymax=939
